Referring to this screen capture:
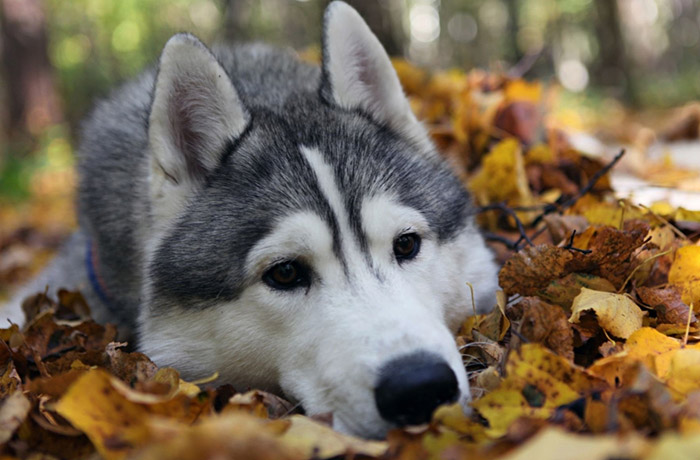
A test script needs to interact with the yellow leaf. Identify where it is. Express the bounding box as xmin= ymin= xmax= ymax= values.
xmin=472 ymin=388 xmax=550 ymax=437
xmin=665 ymin=349 xmax=700 ymax=399
xmin=650 ymin=201 xmax=675 ymax=216
xmin=391 ymin=58 xmax=427 ymax=95
xmin=55 ymin=370 xmax=156 ymax=460
xmin=498 ymin=427 xmax=647 ymax=460
xmin=55 ymin=369 xmax=212 ymax=460
xmin=432 ymin=402 xmax=490 ymax=441
xmin=504 ymin=79 xmax=542 ymax=103
xmin=569 ymin=288 xmax=644 ymax=339
xmin=525 ymin=143 xmax=555 ymax=165
xmin=129 ymin=414 xmax=301 ymax=460
xmin=469 ymin=138 xmax=534 ymax=208
xmin=674 ymin=208 xmax=700 ymax=223
xmin=472 ymin=344 xmax=602 ymax=437
xmin=279 ymin=415 xmax=387 ymax=458
xmin=626 ymin=327 xmax=681 ymax=360
xmin=669 ymin=246 xmax=700 ymax=307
